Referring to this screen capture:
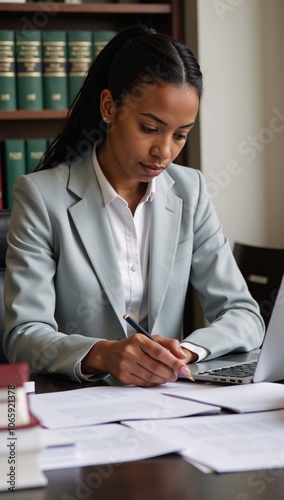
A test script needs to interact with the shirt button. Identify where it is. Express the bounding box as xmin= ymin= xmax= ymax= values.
xmin=131 ymin=264 xmax=136 ymax=272
xmin=131 ymin=307 xmax=136 ymax=313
